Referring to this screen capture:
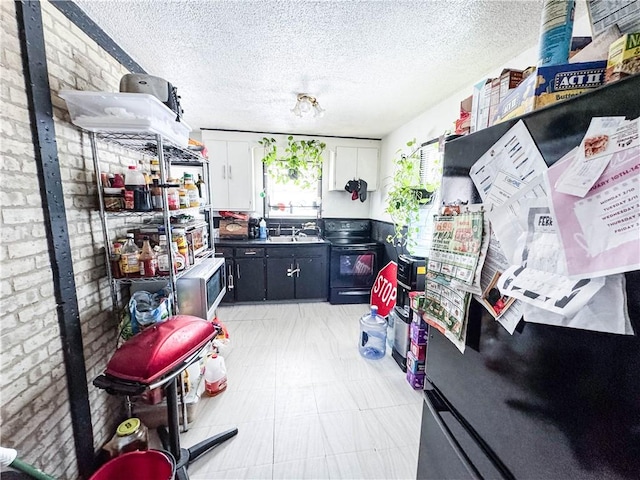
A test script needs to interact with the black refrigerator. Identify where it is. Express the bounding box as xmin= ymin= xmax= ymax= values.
xmin=417 ymin=75 xmax=640 ymax=480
